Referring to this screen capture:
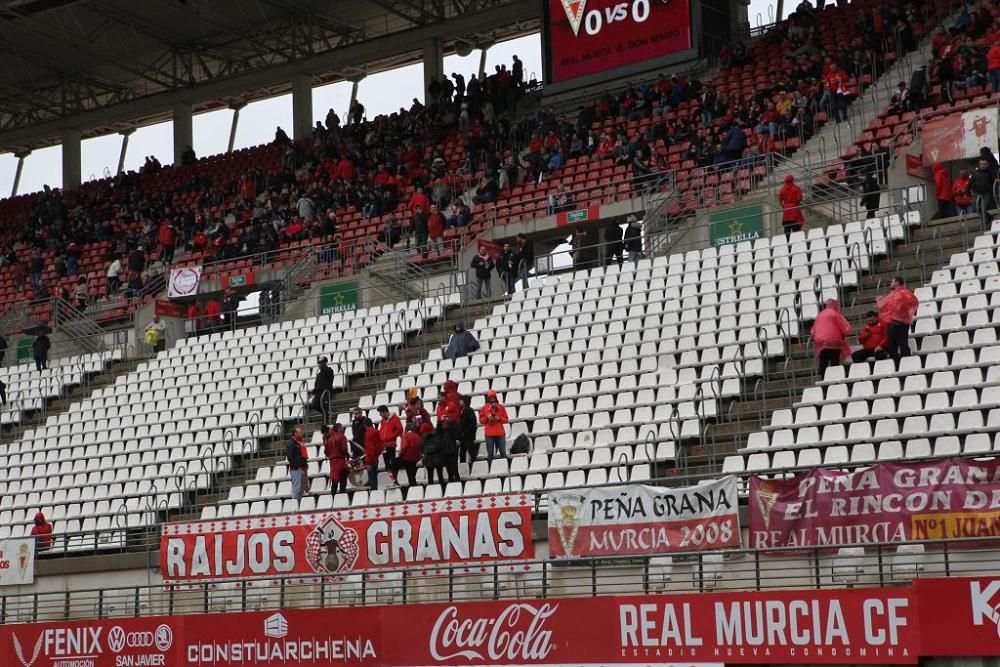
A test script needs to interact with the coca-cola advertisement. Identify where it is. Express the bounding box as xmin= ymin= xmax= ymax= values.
xmin=0 ymin=585 xmax=933 ymax=666
xmin=160 ymin=494 xmax=533 ymax=585
xmin=548 ymin=478 xmax=740 ymax=558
